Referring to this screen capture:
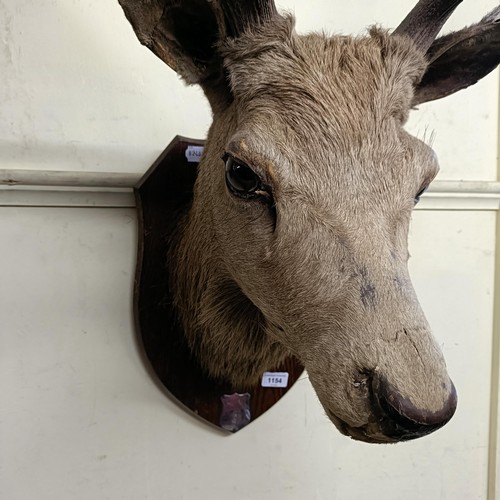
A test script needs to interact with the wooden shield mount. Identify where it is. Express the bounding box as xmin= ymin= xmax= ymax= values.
xmin=135 ymin=136 xmax=304 ymax=433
